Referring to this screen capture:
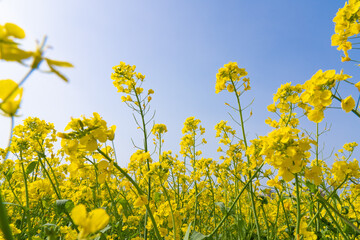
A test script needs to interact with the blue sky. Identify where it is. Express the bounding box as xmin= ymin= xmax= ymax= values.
xmin=0 ymin=0 xmax=359 ymax=165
